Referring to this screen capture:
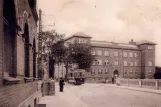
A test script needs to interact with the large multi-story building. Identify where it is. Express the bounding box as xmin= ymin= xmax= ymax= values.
xmin=64 ymin=32 xmax=156 ymax=81
xmin=0 ymin=0 xmax=41 ymax=107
